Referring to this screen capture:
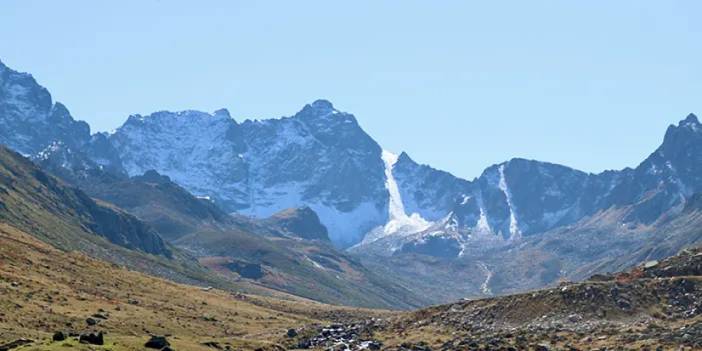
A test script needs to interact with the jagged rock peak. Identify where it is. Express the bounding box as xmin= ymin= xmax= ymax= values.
xmin=213 ymin=108 xmax=232 ymax=119
xmin=663 ymin=113 xmax=702 ymax=144
xmin=397 ymin=151 xmax=413 ymax=163
xmin=682 ymin=113 xmax=700 ymax=127
xmin=299 ymin=99 xmax=338 ymax=117
xmin=310 ymin=99 xmax=334 ymax=111
xmin=120 ymin=109 xmax=237 ymax=131
xmin=135 ymin=169 xmax=172 ymax=184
